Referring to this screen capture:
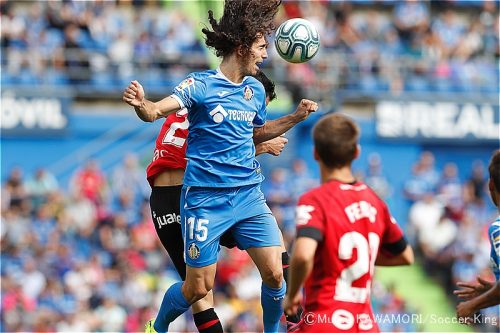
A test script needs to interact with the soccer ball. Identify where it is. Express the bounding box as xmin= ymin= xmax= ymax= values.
xmin=274 ymin=18 xmax=320 ymax=63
